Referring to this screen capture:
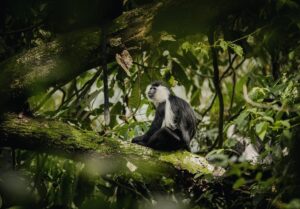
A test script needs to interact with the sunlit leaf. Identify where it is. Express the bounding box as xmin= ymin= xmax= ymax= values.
xmin=233 ymin=178 xmax=246 ymax=189
xmin=255 ymin=122 xmax=268 ymax=140
xmin=231 ymin=44 xmax=243 ymax=57
xmin=128 ymin=79 xmax=141 ymax=110
xmin=248 ymin=87 xmax=268 ymax=102
xmin=263 ymin=116 xmax=274 ymax=123
xmin=160 ymin=31 xmax=176 ymax=42
xmin=219 ymin=39 xmax=228 ymax=51
xmin=275 ymin=120 xmax=290 ymax=128
xmin=181 ymin=41 xmax=192 ymax=52
xmin=235 ymin=111 xmax=249 ymax=128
